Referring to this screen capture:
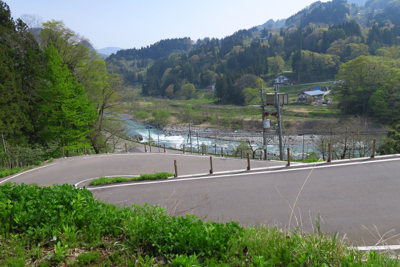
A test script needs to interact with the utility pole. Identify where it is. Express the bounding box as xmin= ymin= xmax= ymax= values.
xmin=259 ymin=86 xmax=267 ymax=160
xmin=148 ymin=127 xmax=151 ymax=152
xmin=275 ymin=85 xmax=284 ymax=160
xmin=1 ymin=133 xmax=6 ymax=153
xmin=302 ymin=133 xmax=305 ymax=161
xmin=157 ymin=122 xmax=160 ymax=153
xmin=189 ymin=120 xmax=193 ymax=154
xmin=197 ymin=133 xmax=199 ymax=155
